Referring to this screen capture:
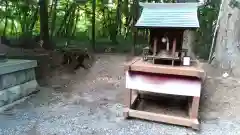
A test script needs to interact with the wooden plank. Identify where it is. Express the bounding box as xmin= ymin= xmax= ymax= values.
xmin=147 ymin=55 xmax=180 ymax=60
xmin=128 ymin=109 xmax=199 ymax=128
xmin=129 ymin=57 xmax=205 ymax=79
xmin=126 ymin=71 xmax=202 ymax=97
